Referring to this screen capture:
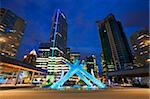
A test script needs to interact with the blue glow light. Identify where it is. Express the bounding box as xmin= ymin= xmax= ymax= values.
xmin=0 ymin=76 xmax=6 ymax=84
xmin=51 ymin=9 xmax=60 ymax=57
xmin=49 ymin=60 xmax=106 ymax=89
xmin=5 ymin=28 xmax=11 ymax=33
